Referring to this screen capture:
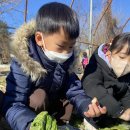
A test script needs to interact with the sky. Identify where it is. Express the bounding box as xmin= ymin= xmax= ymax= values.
xmin=0 ymin=0 xmax=130 ymax=33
